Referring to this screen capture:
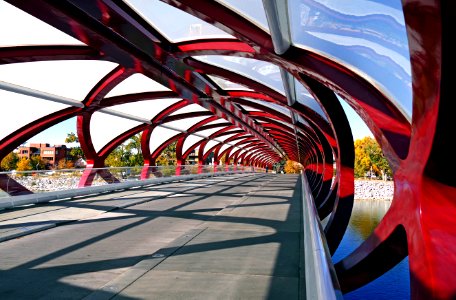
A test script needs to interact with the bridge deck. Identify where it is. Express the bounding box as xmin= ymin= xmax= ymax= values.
xmin=0 ymin=174 xmax=303 ymax=300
